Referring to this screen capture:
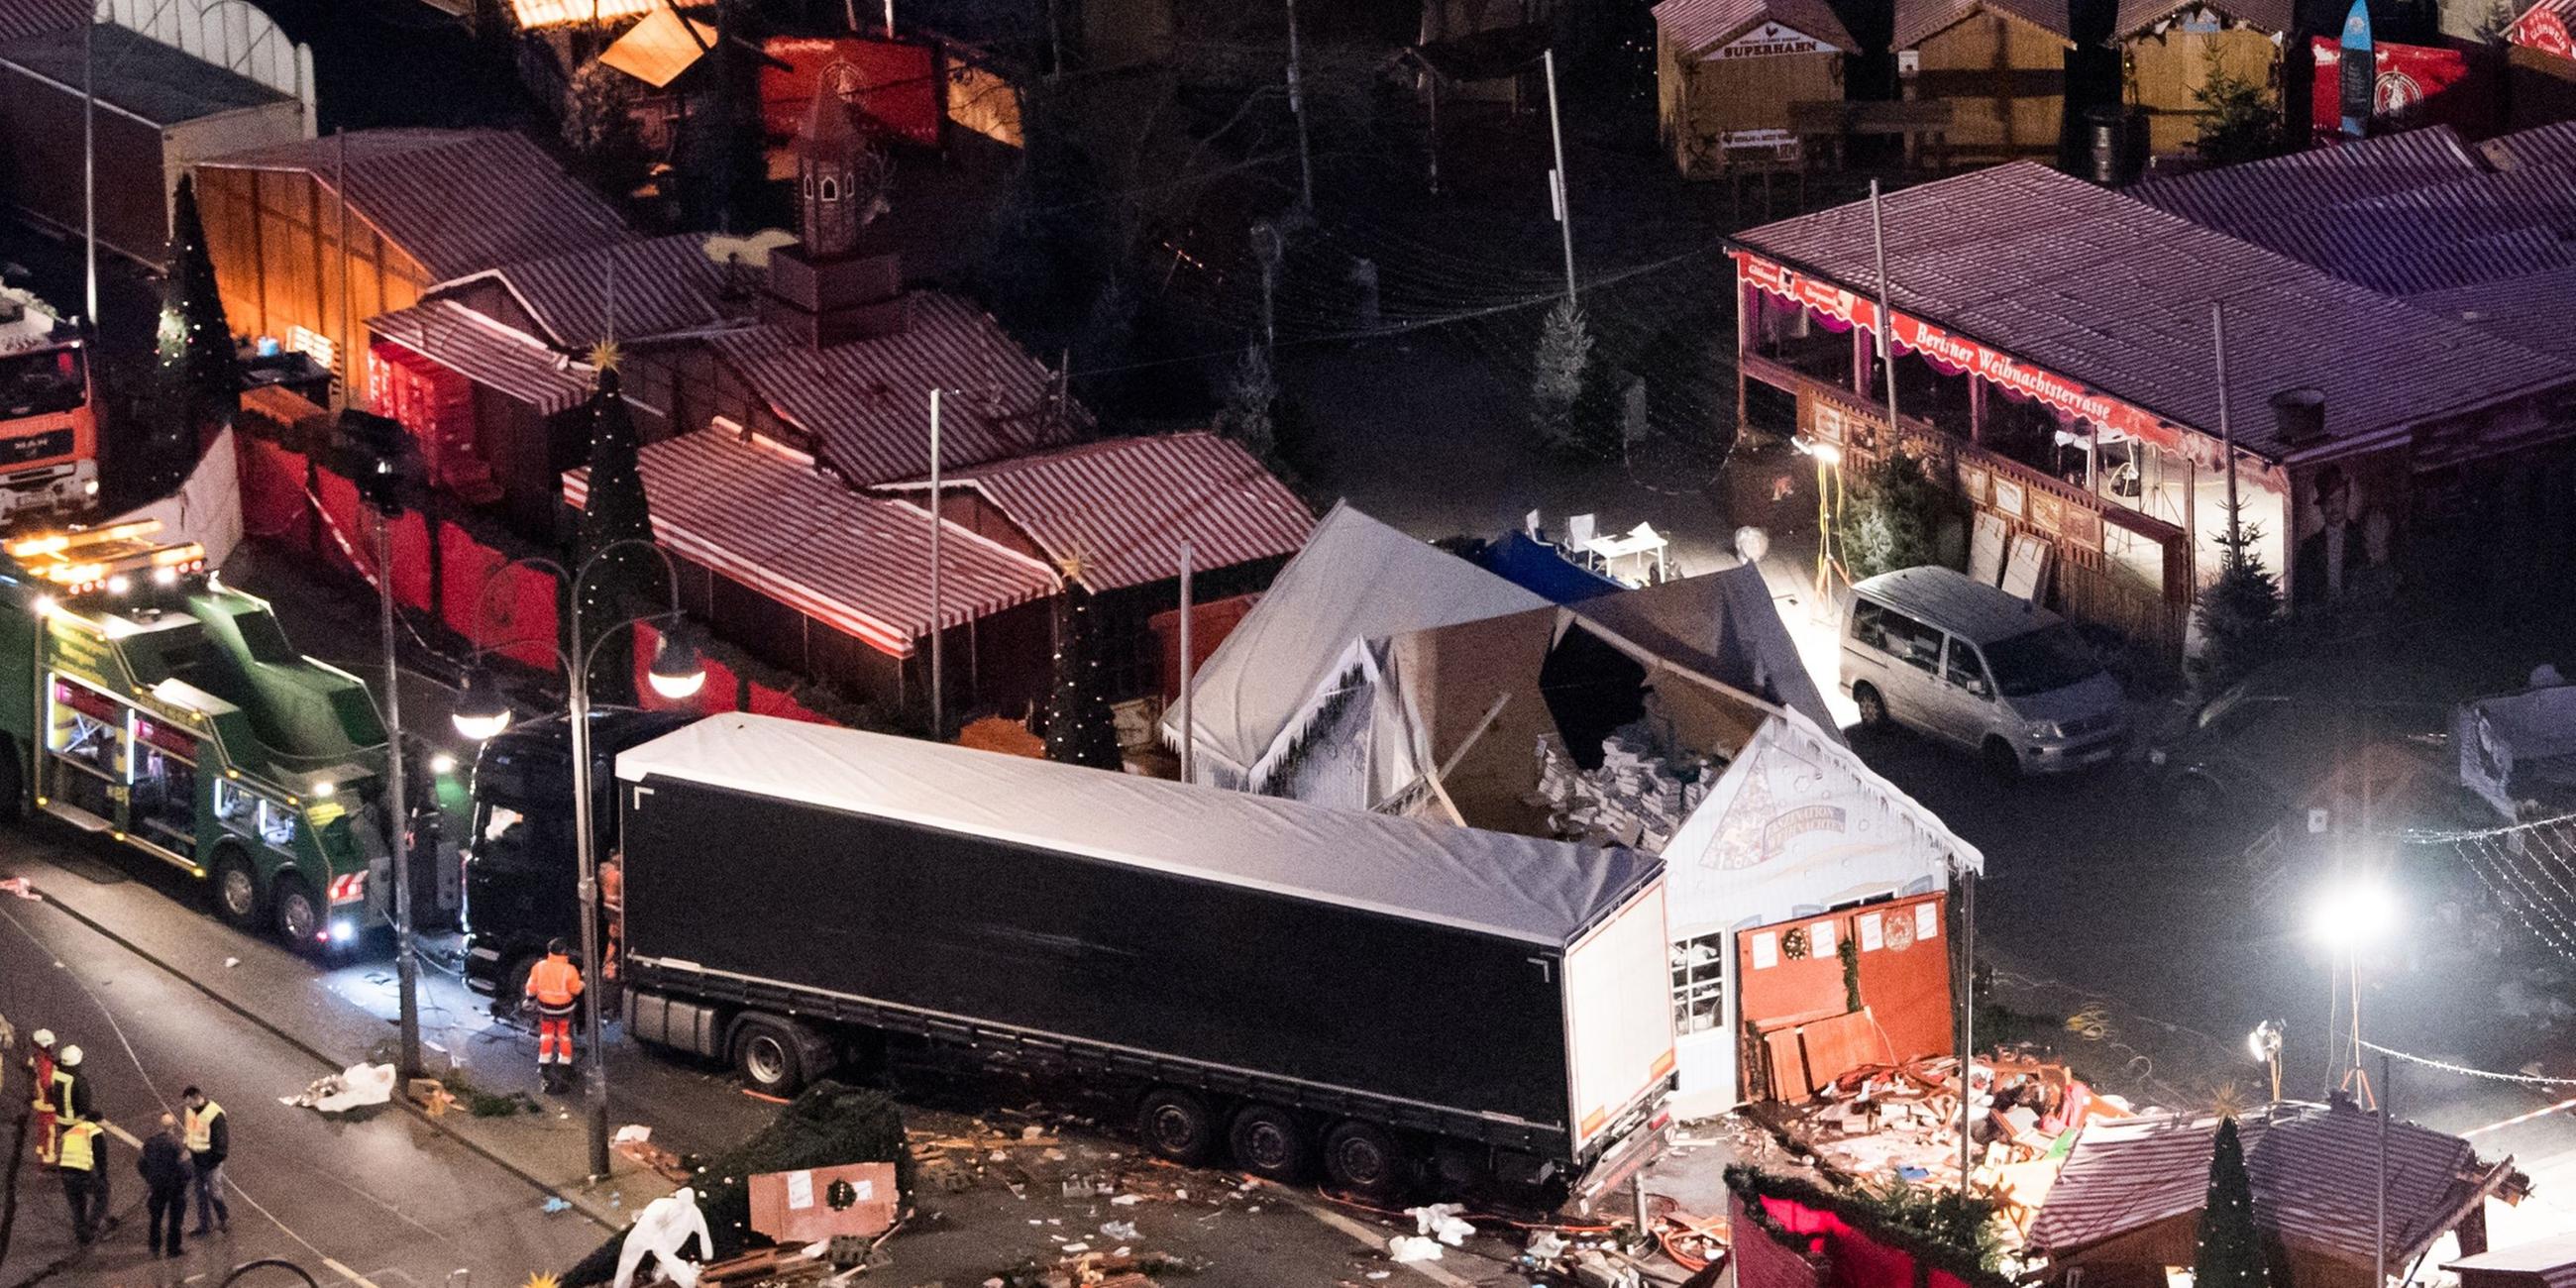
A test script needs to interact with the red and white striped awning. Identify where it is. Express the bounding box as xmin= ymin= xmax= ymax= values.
xmin=370 ymin=300 xmax=594 ymax=414
xmin=873 ymin=431 xmax=1313 ymax=591
xmin=564 ymin=430 xmax=1058 ymax=658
